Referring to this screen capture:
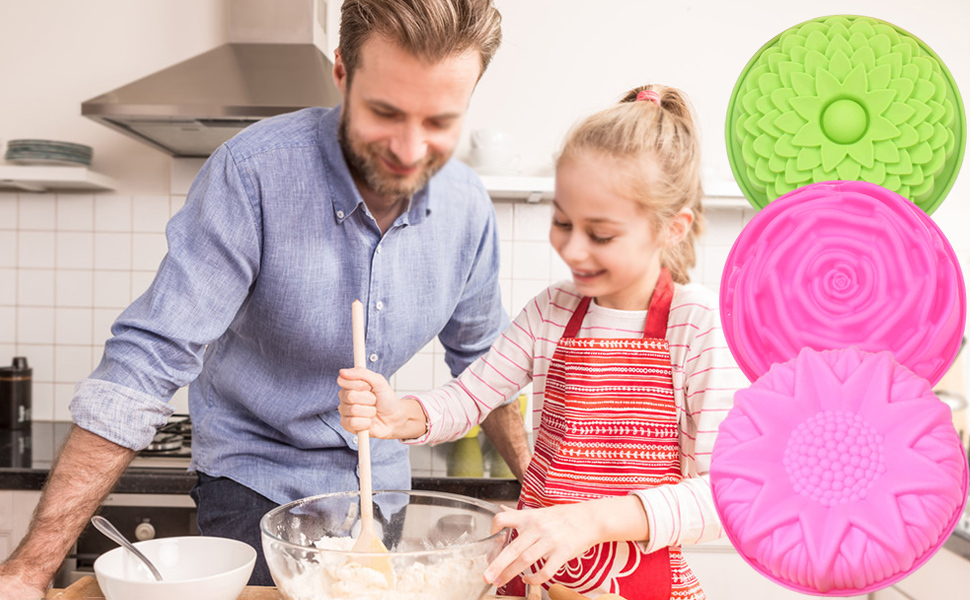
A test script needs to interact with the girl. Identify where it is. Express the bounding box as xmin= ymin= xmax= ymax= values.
xmin=337 ymin=85 xmax=748 ymax=600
